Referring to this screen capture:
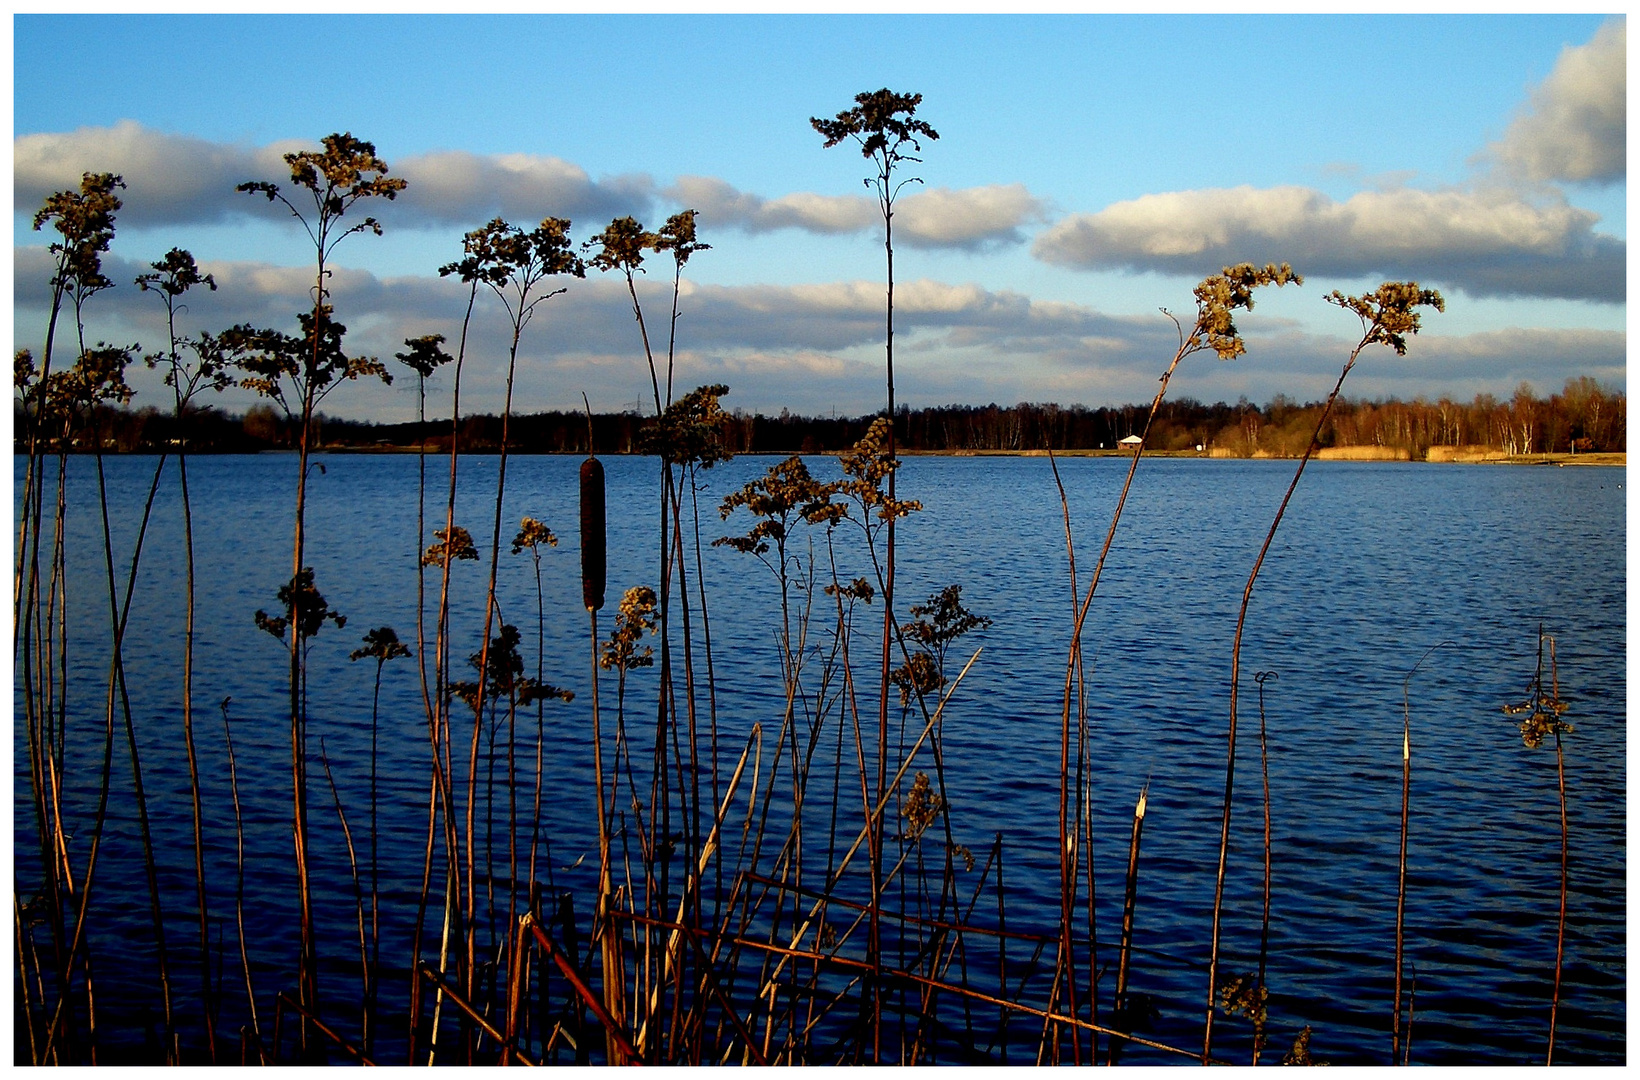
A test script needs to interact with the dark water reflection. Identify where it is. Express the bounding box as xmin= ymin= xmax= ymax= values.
xmin=14 ymin=452 xmax=1625 ymax=1064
